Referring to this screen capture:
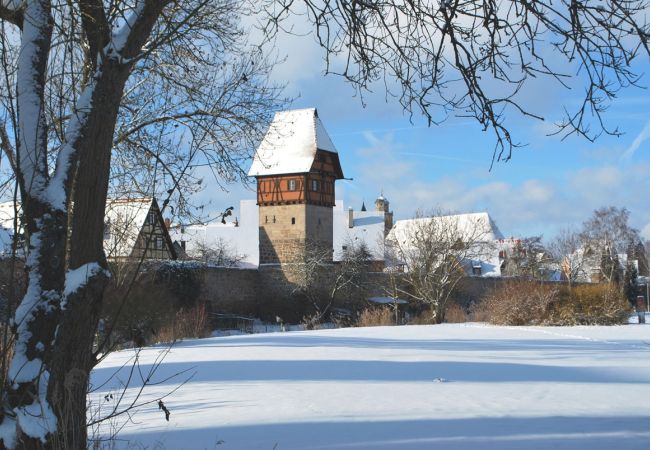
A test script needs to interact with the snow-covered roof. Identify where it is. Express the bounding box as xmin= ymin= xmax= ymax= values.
xmin=387 ymin=212 xmax=504 ymax=245
xmin=0 ymin=198 xmax=163 ymax=259
xmin=0 ymin=201 xmax=22 ymax=255
xmin=103 ymin=197 xmax=156 ymax=258
xmin=248 ymin=108 xmax=338 ymax=177
xmin=169 ymin=200 xmax=259 ymax=268
xmin=333 ymin=202 xmax=386 ymax=263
